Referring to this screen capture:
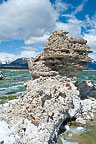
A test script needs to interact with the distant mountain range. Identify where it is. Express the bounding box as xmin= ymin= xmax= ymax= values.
xmin=0 ymin=57 xmax=28 ymax=69
xmin=0 ymin=57 xmax=96 ymax=70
